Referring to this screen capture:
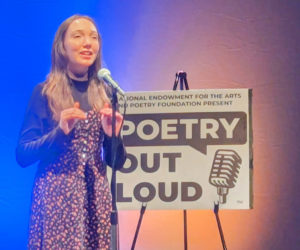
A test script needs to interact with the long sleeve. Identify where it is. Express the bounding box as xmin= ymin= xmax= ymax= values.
xmin=103 ymin=134 xmax=127 ymax=170
xmin=102 ymin=84 xmax=127 ymax=169
xmin=16 ymin=84 xmax=70 ymax=168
